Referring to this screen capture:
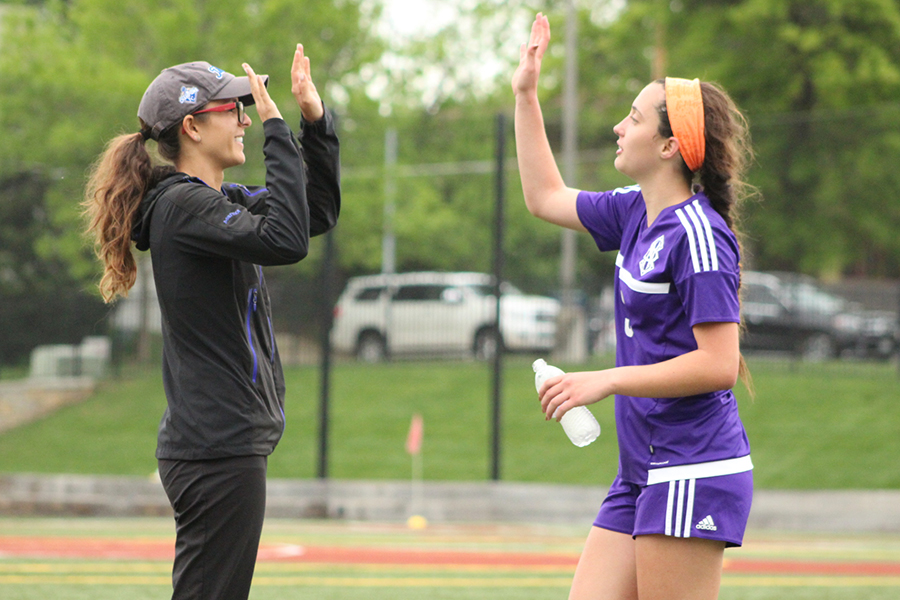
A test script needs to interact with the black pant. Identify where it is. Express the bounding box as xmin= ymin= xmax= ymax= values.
xmin=158 ymin=455 xmax=268 ymax=600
